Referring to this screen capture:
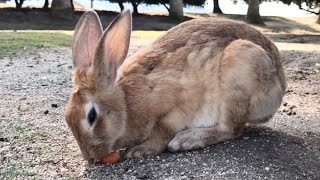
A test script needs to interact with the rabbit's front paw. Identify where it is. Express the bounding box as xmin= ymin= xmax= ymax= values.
xmin=167 ymin=129 xmax=206 ymax=152
xmin=125 ymin=143 xmax=162 ymax=159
